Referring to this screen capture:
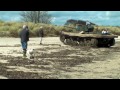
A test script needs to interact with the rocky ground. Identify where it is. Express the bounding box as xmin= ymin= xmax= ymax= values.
xmin=0 ymin=37 xmax=120 ymax=79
